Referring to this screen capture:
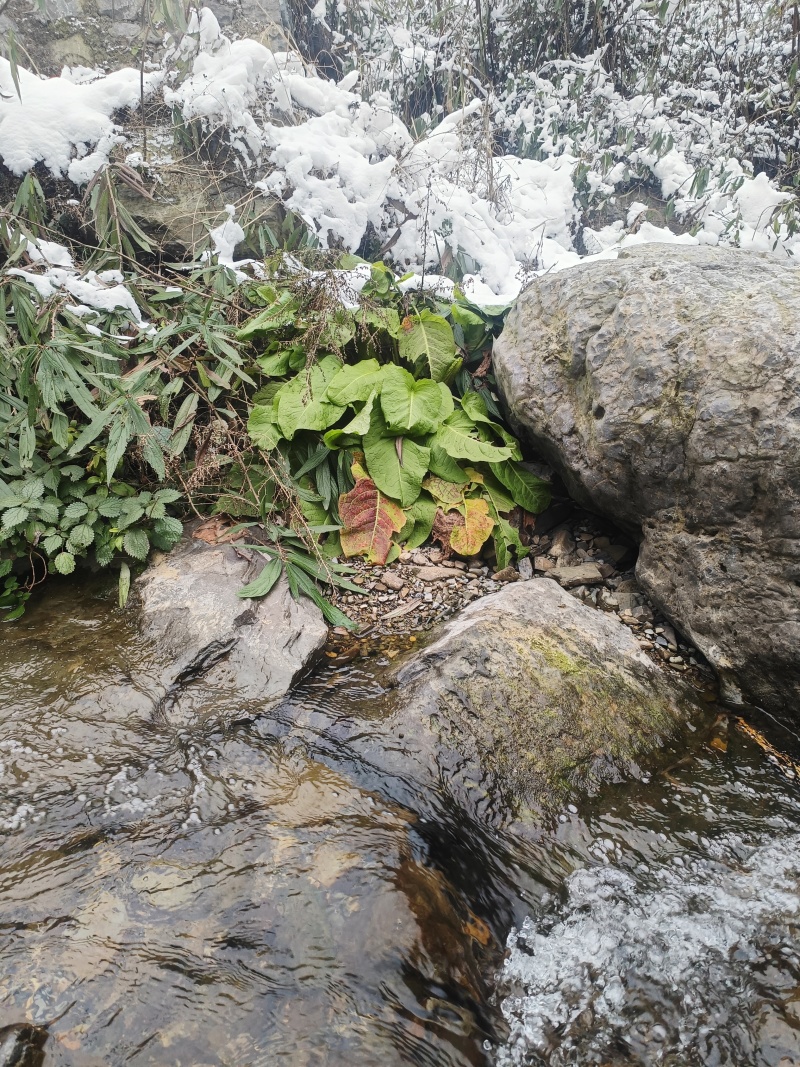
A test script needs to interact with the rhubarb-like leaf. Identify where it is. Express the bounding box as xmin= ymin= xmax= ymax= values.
xmin=398 ymin=310 xmax=462 ymax=382
xmin=379 ymin=365 xmax=446 ymax=435
xmin=363 ymin=406 xmax=429 ymax=508
xmin=339 ymin=476 xmax=406 ymax=564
